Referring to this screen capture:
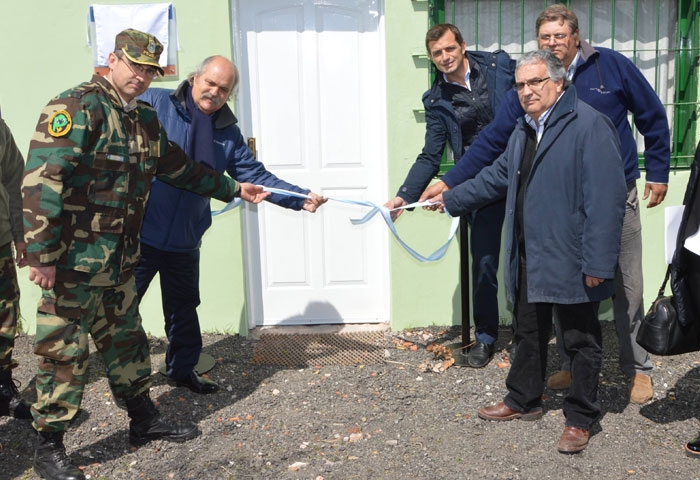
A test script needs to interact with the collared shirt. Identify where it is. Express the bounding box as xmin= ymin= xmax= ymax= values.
xmin=524 ymin=91 xmax=565 ymax=143
xmin=443 ymin=62 xmax=472 ymax=90
xmin=567 ymin=49 xmax=582 ymax=81
xmin=104 ymin=75 xmax=138 ymax=112
xmin=123 ymin=98 xmax=138 ymax=112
